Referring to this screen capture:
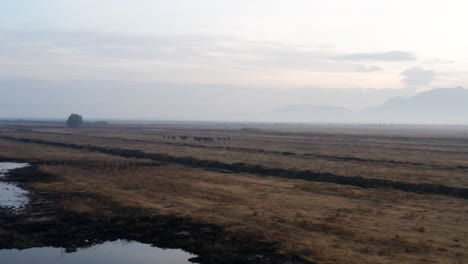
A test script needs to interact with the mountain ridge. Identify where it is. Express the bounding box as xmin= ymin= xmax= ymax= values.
xmin=270 ymin=87 xmax=468 ymax=124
